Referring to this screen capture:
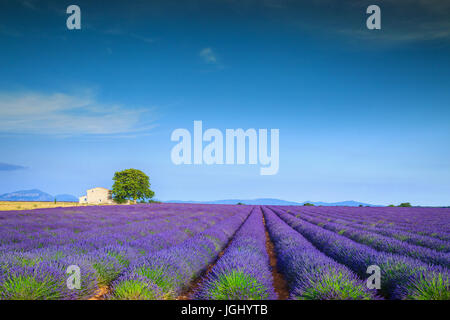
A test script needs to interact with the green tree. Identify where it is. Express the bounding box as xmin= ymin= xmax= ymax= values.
xmin=398 ymin=202 xmax=412 ymax=207
xmin=303 ymin=203 xmax=315 ymax=206
xmin=387 ymin=204 xmax=395 ymax=207
xmin=111 ymin=169 xmax=154 ymax=204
